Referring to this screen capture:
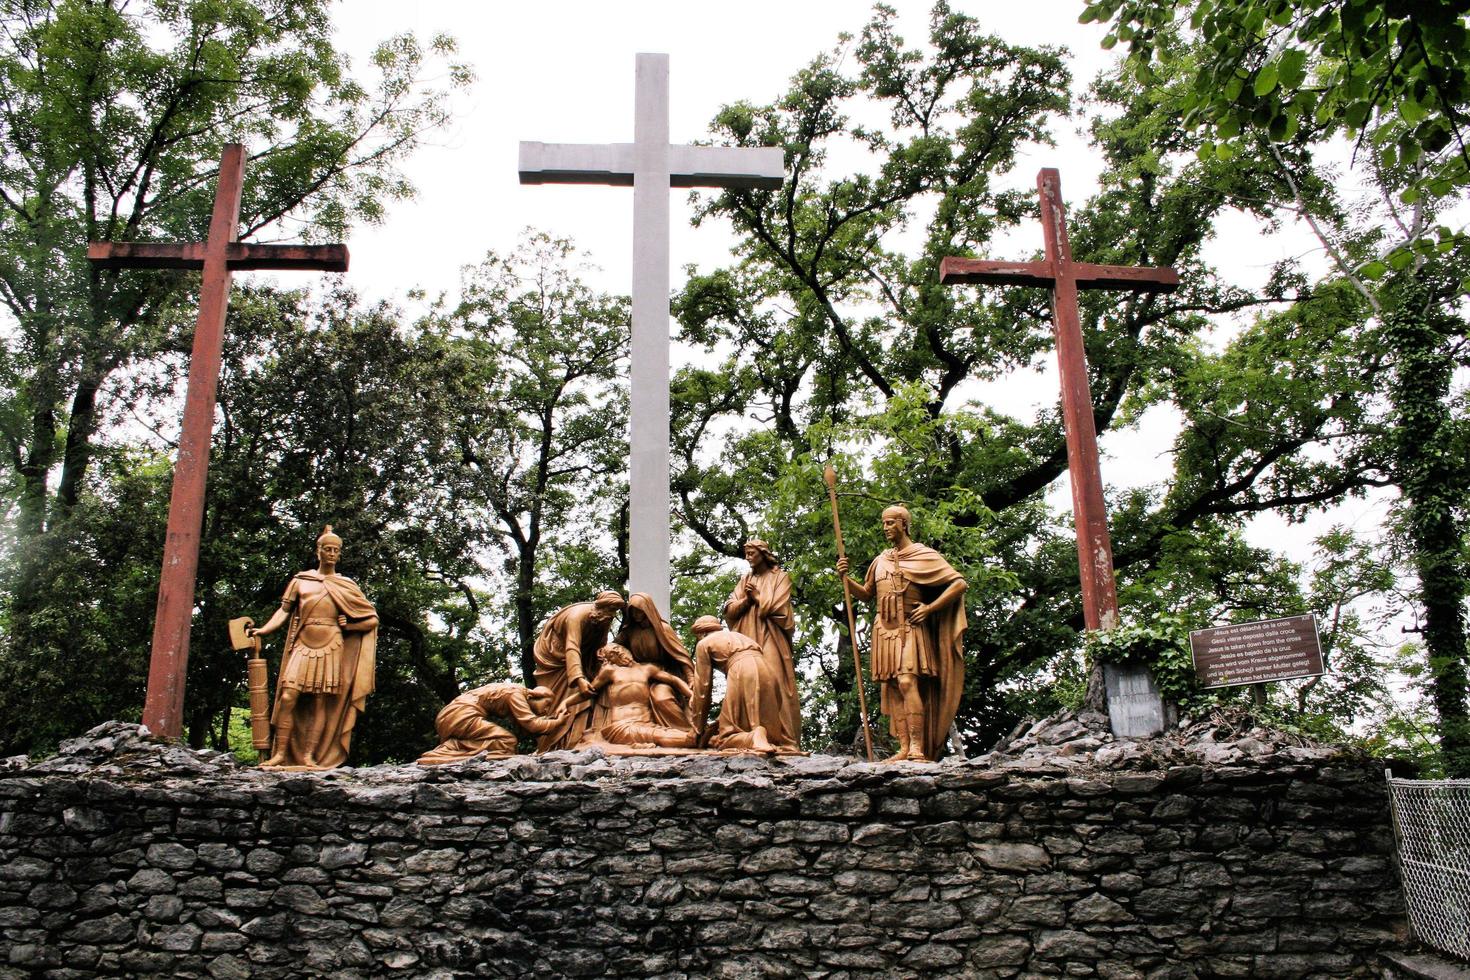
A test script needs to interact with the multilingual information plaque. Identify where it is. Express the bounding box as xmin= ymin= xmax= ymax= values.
xmin=1189 ymin=614 xmax=1324 ymax=689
